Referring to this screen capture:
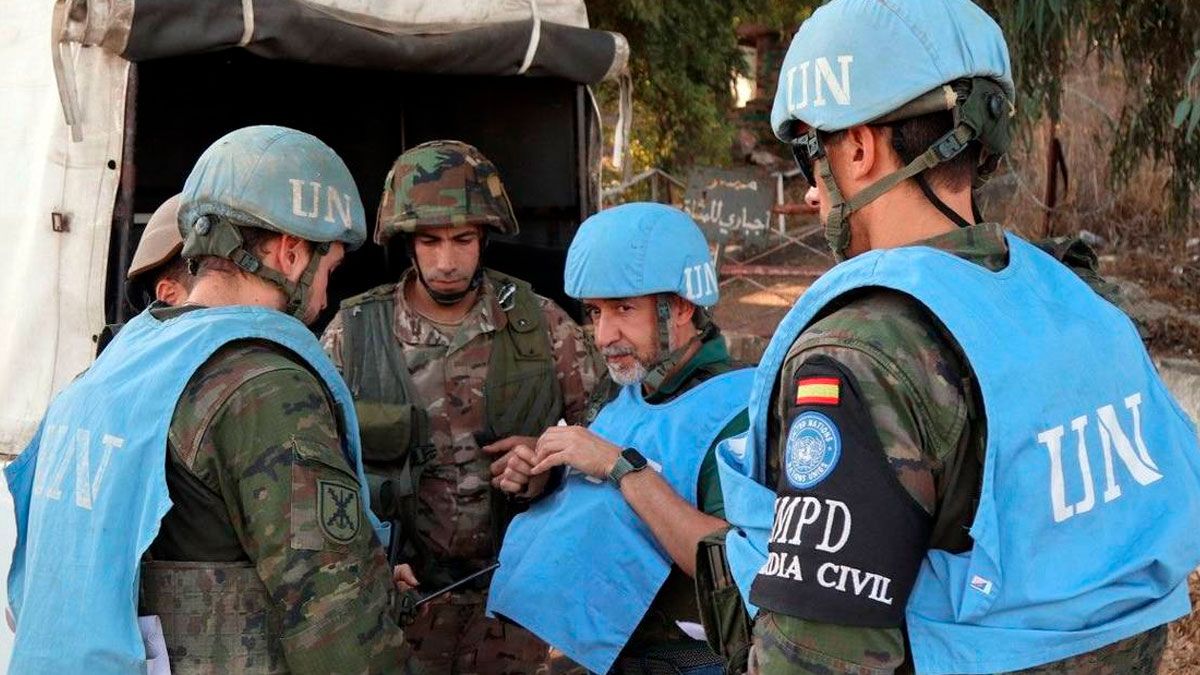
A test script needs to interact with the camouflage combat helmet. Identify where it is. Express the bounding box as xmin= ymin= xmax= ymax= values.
xmin=128 ymin=194 xmax=184 ymax=281
xmin=179 ymin=125 xmax=367 ymax=320
xmin=374 ymin=140 xmax=518 ymax=246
